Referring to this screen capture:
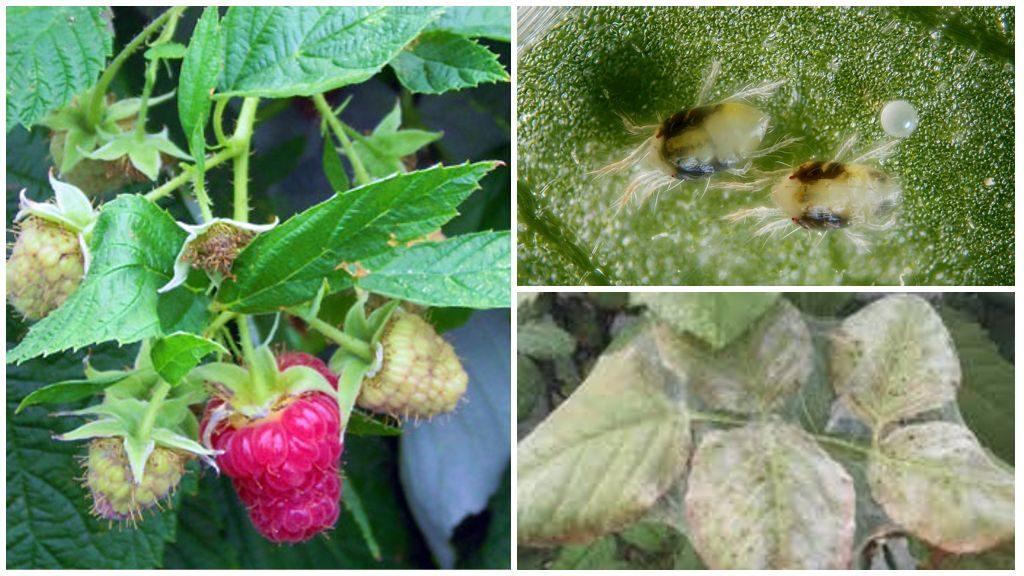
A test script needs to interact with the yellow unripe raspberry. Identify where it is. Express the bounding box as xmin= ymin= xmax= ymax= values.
xmin=358 ymin=312 xmax=468 ymax=419
xmin=6 ymin=217 xmax=84 ymax=320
